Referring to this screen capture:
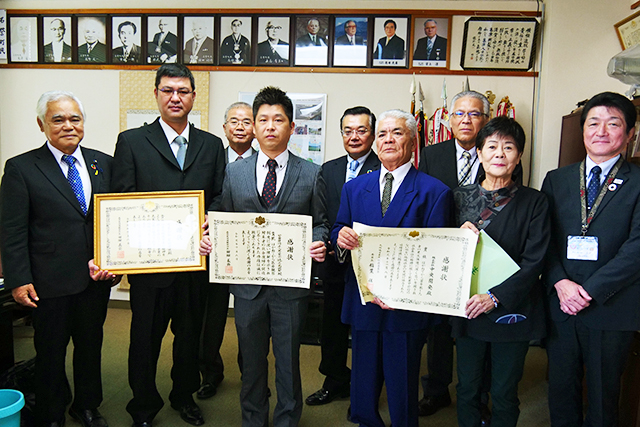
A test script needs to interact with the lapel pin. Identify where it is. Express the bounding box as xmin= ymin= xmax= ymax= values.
xmin=608 ymin=183 xmax=617 ymax=191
